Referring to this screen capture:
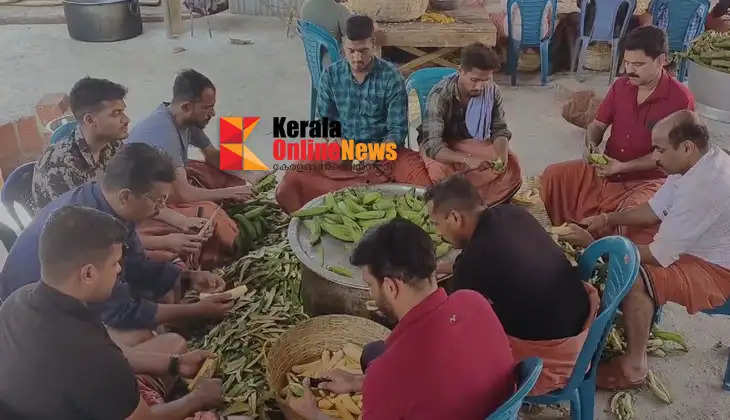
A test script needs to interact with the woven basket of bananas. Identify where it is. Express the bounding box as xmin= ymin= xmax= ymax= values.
xmin=267 ymin=315 xmax=390 ymax=420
